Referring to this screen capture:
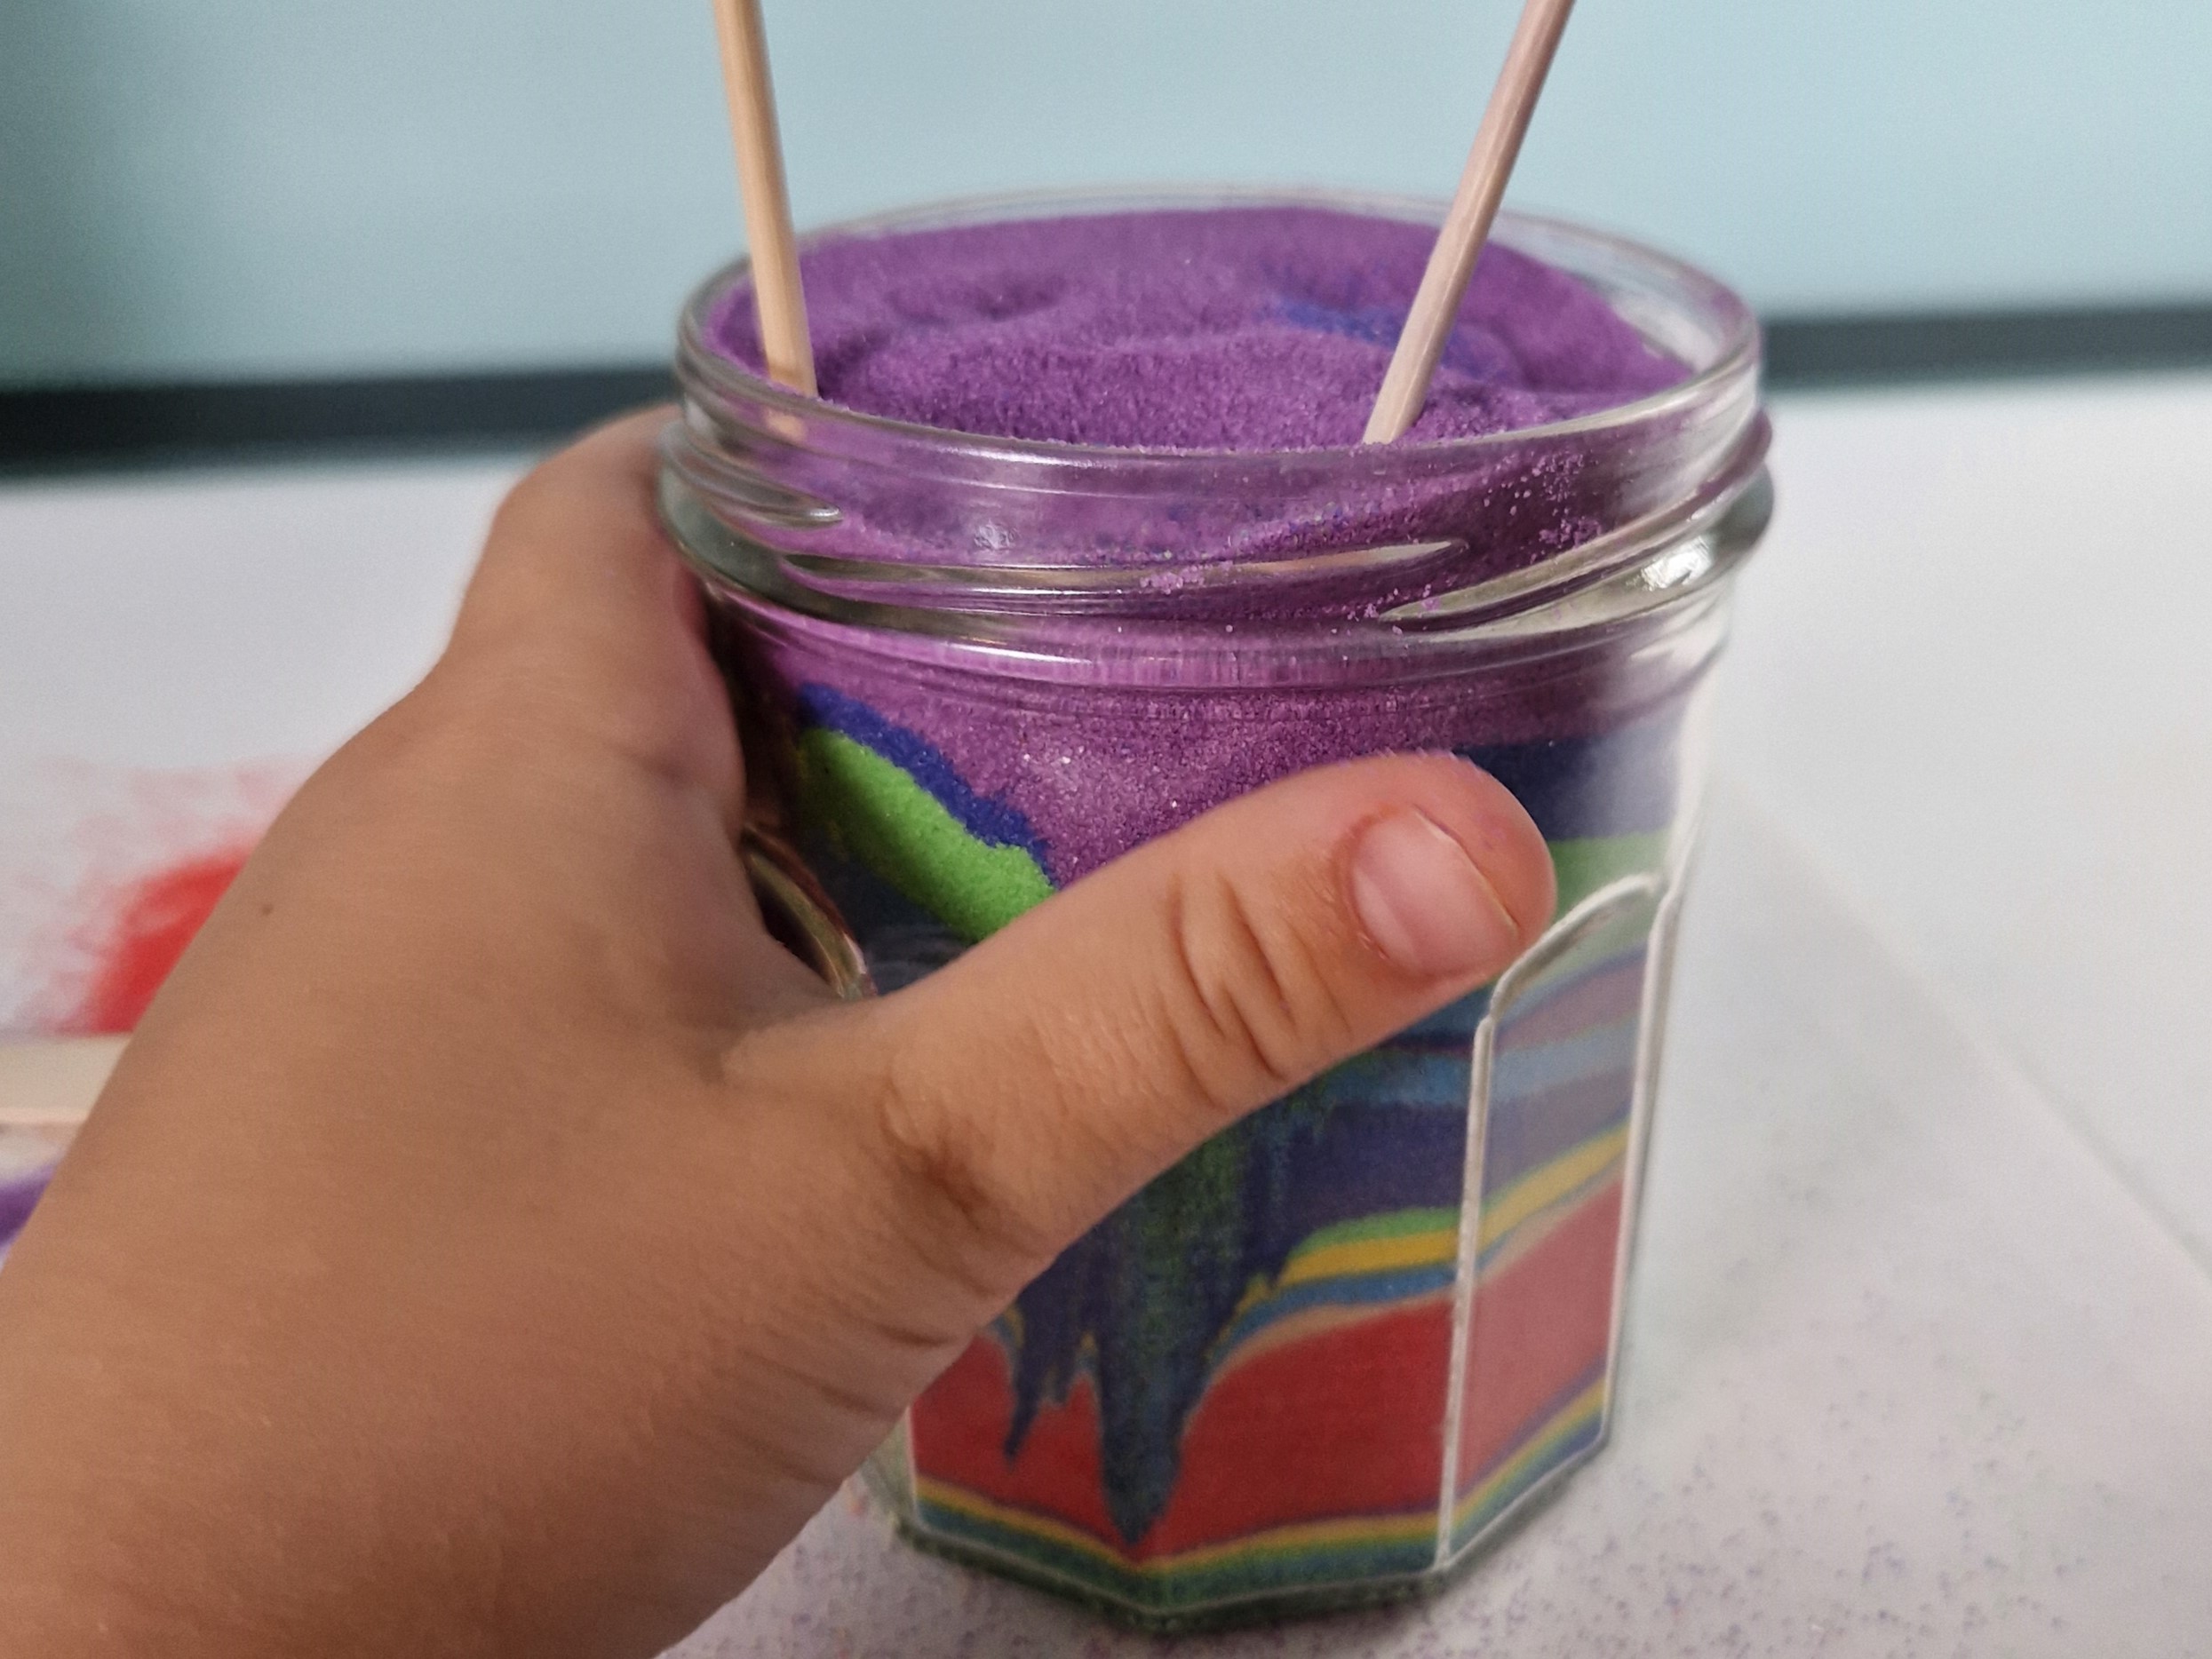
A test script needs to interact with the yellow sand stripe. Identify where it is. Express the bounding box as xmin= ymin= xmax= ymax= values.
xmin=914 ymin=1479 xmax=1142 ymax=1569
xmin=1450 ymin=1378 xmax=1608 ymax=1530
xmin=1475 ymin=1167 xmax=1618 ymax=1282
xmin=1477 ymin=1126 xmax=1628 ymax=1251
xmin=914 ymin=1479 xmax=1436 ymax=1577
xmin=1277 ymin=1226 xmax=1459 ymax=1289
